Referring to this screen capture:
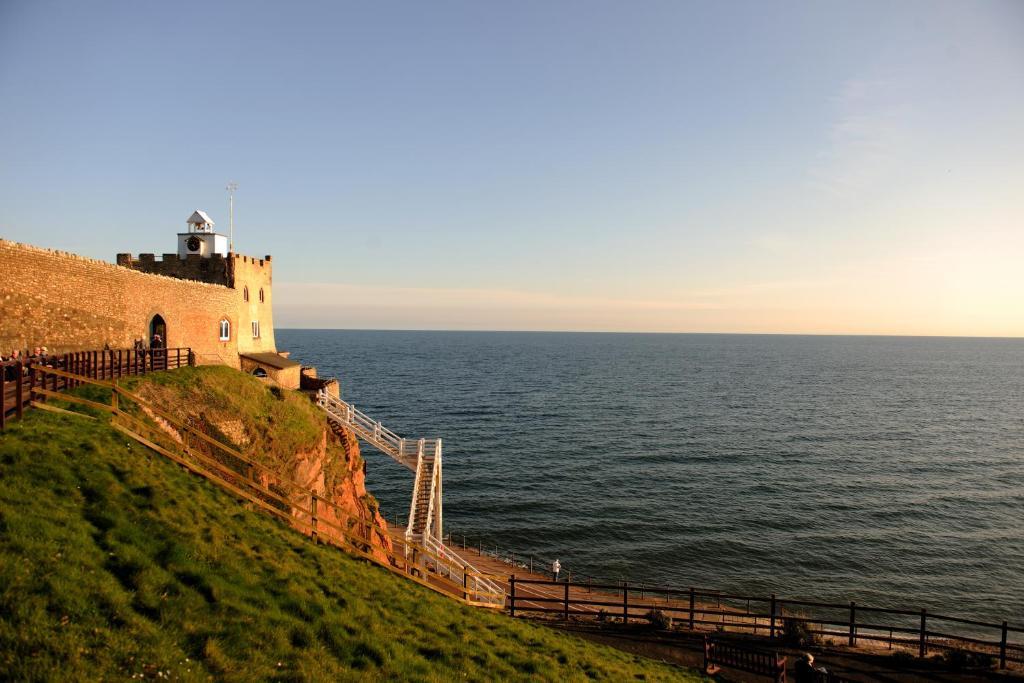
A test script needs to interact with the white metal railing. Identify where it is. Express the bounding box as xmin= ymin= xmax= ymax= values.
xmin=422 ymin=533 xmax=506 ymax=607
xmin=406 ymin=439 xmax=430 ymax=538
xmin=317 ymin=390 xmax=440 ymax=472
xmin=316 ymin=389 xmax=505 ymax=607
xmin=317 ymin=389 xmax=445 ymax=564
